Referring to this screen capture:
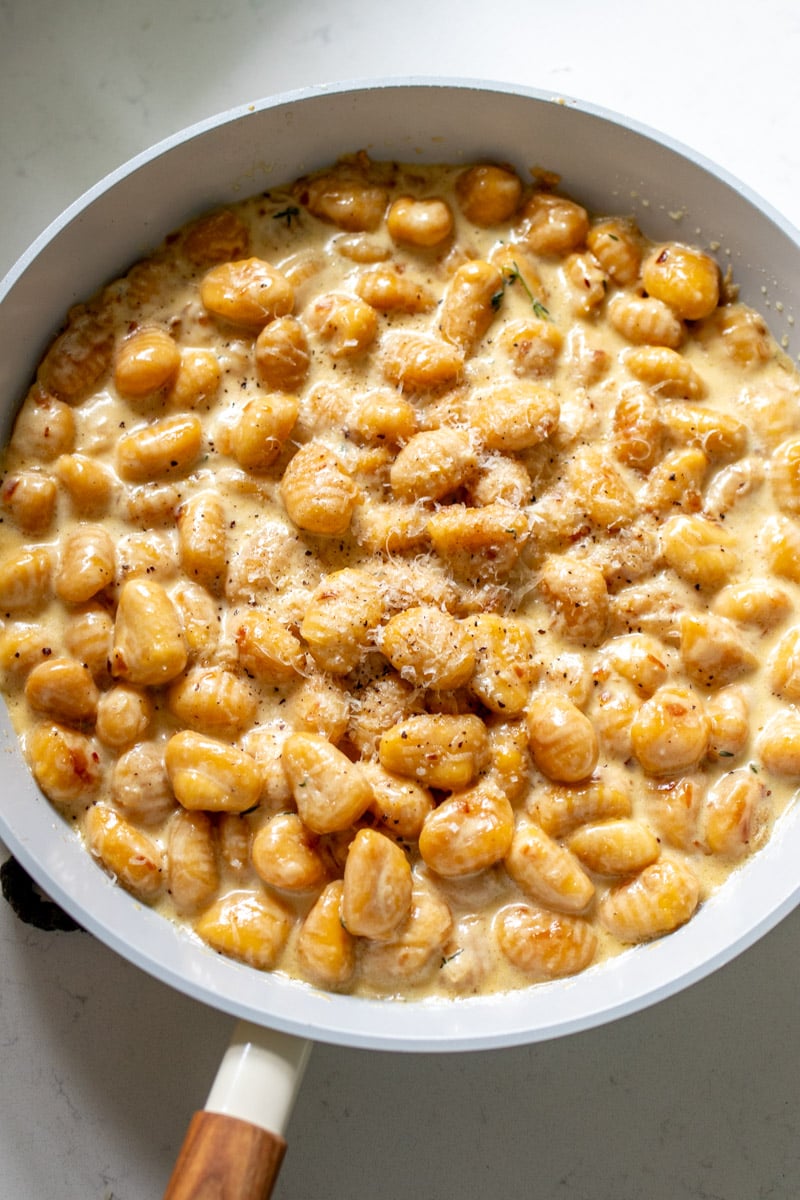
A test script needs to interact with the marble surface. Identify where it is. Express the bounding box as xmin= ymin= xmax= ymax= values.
xmin=2 ymin=1 xmax=800 ymax=1196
